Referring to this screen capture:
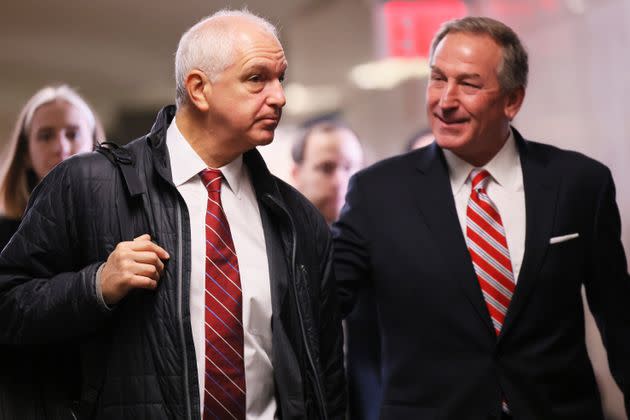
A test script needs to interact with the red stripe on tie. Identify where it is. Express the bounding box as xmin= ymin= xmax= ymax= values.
xmin=465 ymin=169 xmax=515 ymax=335
xmin=467 ymin=170 xmax=516 ymax=416
xmin=200 ymin=169 xmax=246 ymax=420
xmin=467 ymin=207 xmax=510 ymax=250
xmin=467 ymin=229 xmax=512 ymax=273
